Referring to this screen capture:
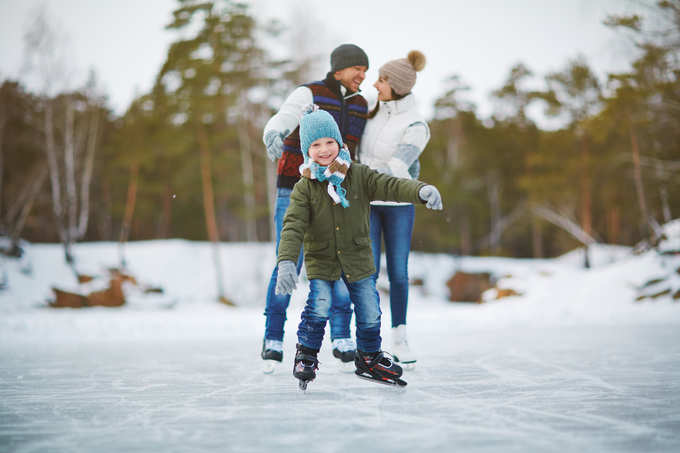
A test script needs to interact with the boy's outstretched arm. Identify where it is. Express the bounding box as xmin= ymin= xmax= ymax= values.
xmin=364 ymin=165 xmax=443 ymax=209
